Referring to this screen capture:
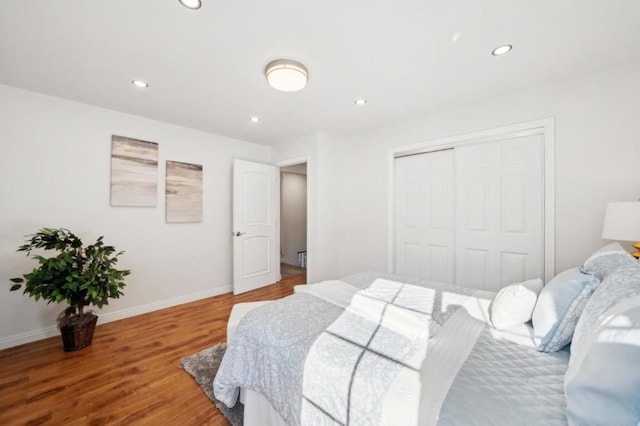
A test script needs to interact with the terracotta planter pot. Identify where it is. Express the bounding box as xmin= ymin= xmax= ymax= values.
xmin=59 ymin=314 xmax=98 ymax=352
